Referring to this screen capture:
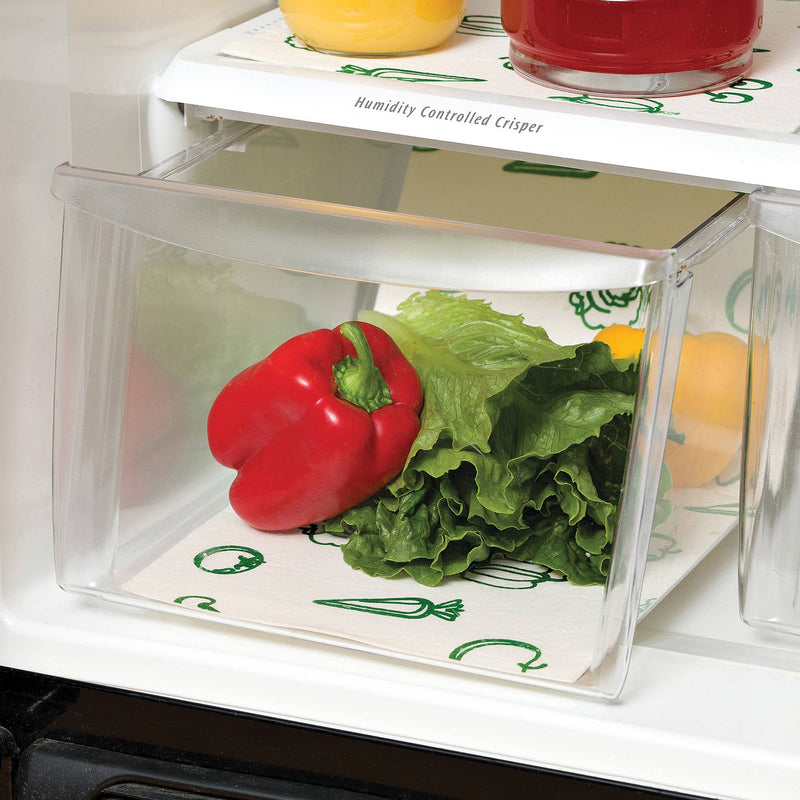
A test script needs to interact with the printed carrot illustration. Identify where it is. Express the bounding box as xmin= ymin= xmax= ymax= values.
xmin=313 ymin=596 xmax=464 ymax=621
